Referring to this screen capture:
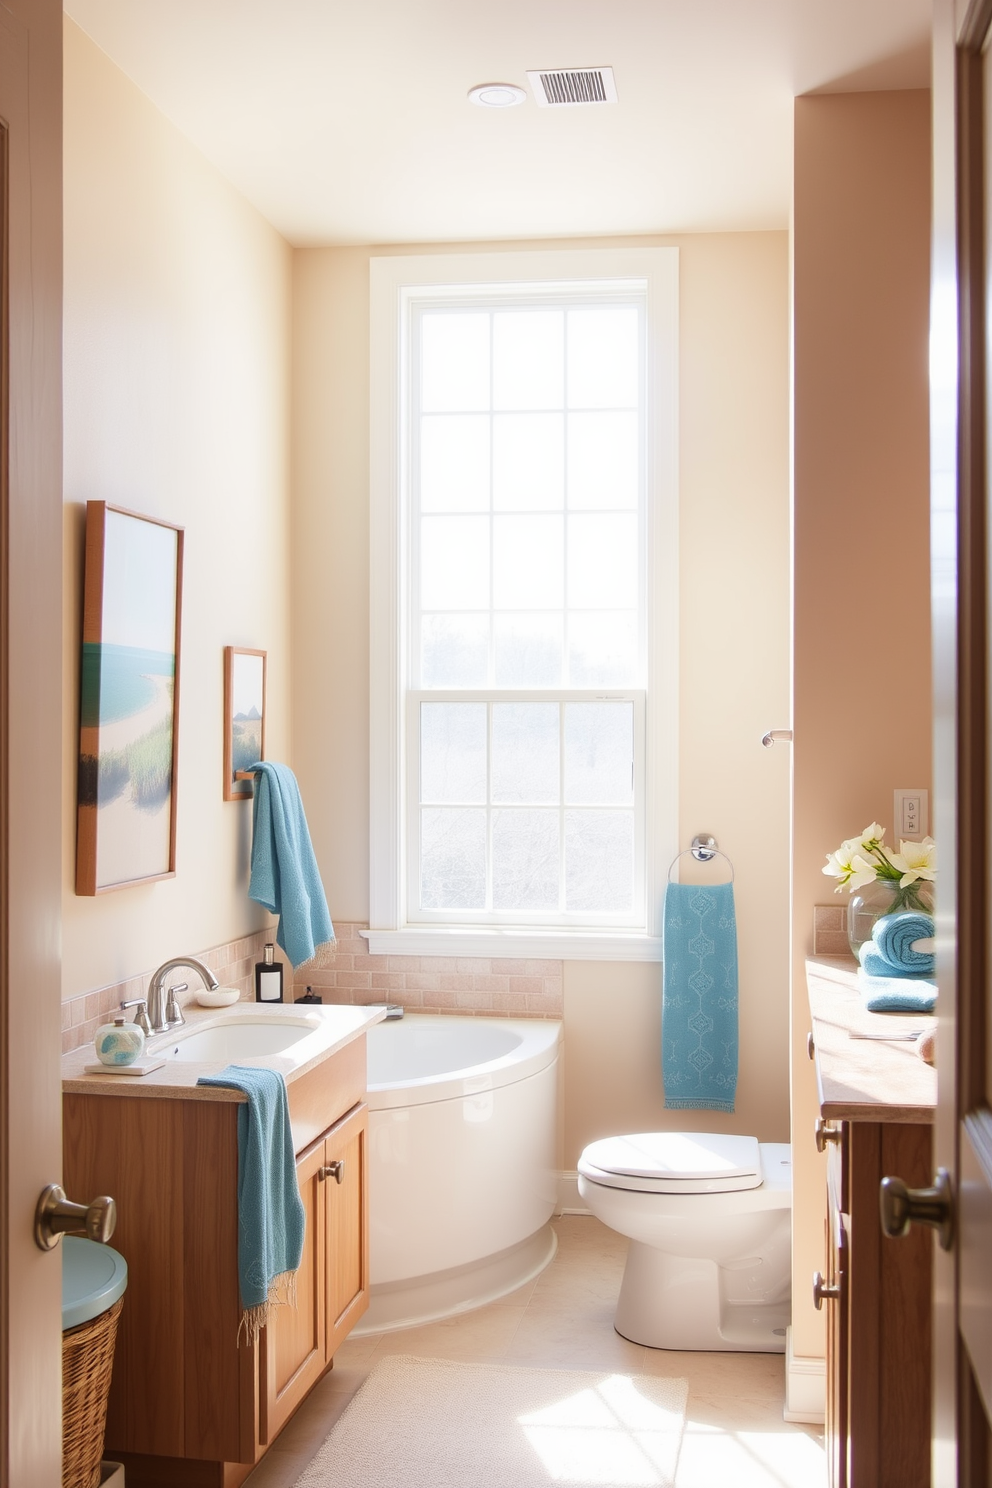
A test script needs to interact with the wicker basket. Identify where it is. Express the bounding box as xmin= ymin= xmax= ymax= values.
xmin=62 ymin=1296 xmax=123 ymax=1488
